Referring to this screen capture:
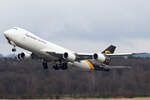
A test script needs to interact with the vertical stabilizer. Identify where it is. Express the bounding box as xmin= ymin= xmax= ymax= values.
xmin=102 ymin=45 xmax=116 ymax=54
